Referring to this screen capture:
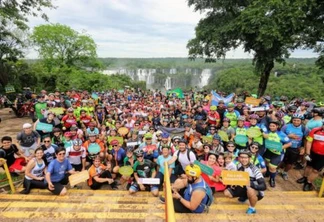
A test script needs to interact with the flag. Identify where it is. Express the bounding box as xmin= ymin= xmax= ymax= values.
xmin=167 ymin=88 xmax=184 ymax=99
xmin=211 ymin=91 xmax=234 ymax=106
